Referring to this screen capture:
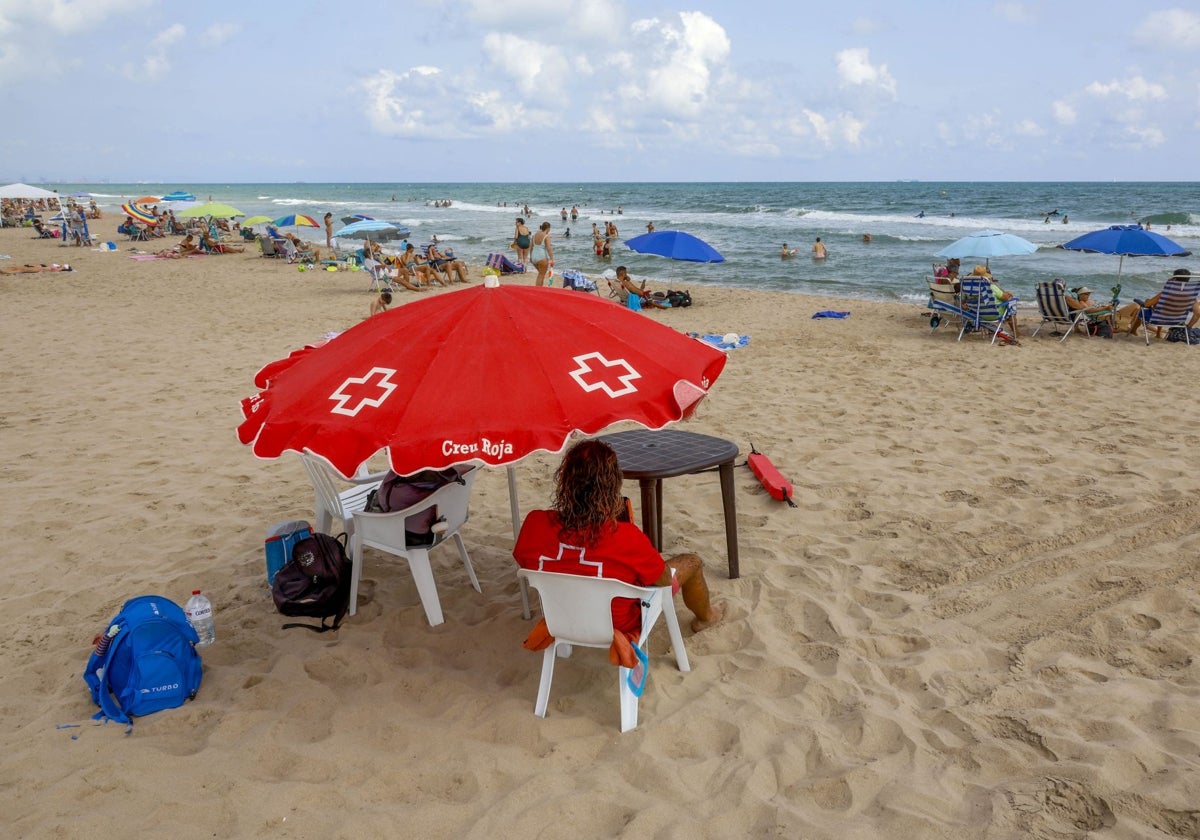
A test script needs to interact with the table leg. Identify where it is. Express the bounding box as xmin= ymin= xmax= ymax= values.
xmin=638 ymin=479 xmax=660 ymax=550
xmin=654 ymin=478 xmax=663 ymax=551
xmin=718 ymin=460 xmax=739 ymax=579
